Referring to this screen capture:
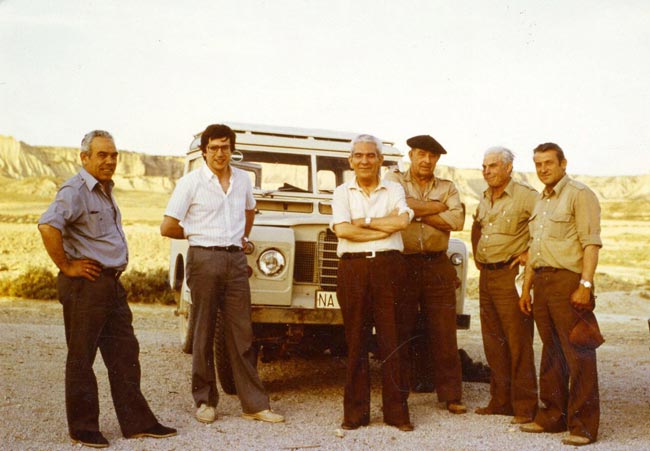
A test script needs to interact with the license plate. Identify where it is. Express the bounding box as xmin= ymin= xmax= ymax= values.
xmin=315 ymin=290 xmax=340 ymax=309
